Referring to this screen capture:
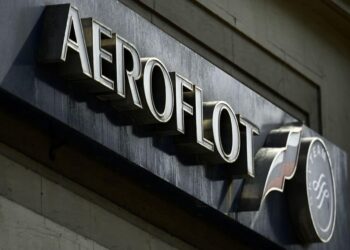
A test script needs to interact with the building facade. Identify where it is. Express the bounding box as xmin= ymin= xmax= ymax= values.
xmin=0 ymin=0 xmax=349 ymax=249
